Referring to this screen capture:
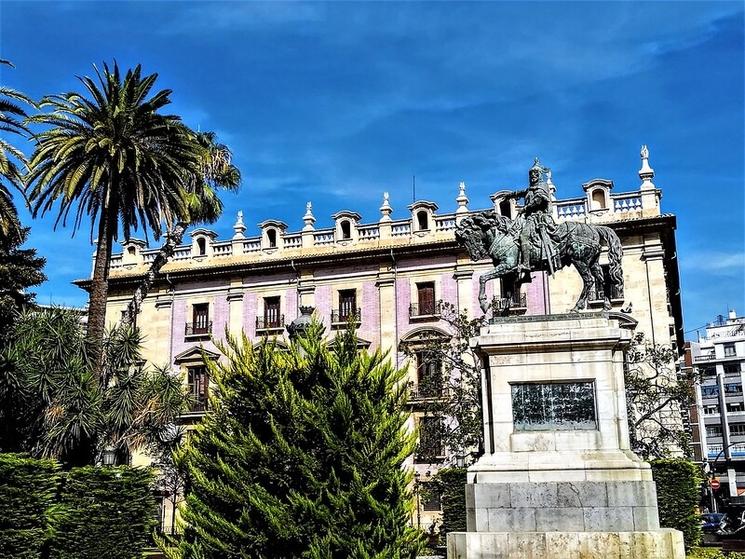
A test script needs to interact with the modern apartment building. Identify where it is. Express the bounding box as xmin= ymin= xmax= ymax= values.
xmin=76 ymin=146 xmax=684 ymax=530
xmin=688 ymin=310 xmax=745 ymax=497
